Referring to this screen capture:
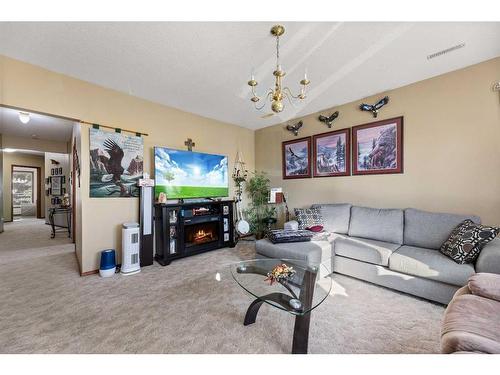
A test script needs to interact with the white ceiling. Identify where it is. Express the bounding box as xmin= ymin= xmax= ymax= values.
xmin=0 ymin=106 xmax=74 ymax=142
xmin=0 ymin=22 xmax=499 ymax=130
